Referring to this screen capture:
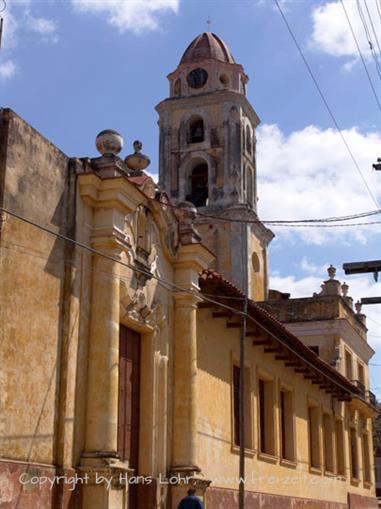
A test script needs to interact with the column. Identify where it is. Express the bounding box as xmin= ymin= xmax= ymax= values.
xmin=170 ymin=242 xmax=214 ymax=509
xmin=172 ymin=292 xmax=199 ymax=471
